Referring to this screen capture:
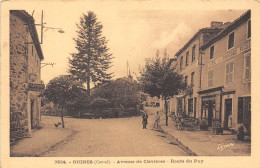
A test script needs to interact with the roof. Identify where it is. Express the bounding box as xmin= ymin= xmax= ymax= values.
xmin=201 ymin=10 xmax=251 ymax=51
xmin=10 ymin=10 xmax=44 ymax=60
xmin=175 ymin=27 xmax=223 ymax=57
